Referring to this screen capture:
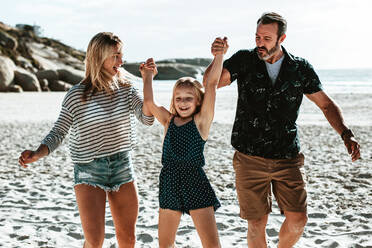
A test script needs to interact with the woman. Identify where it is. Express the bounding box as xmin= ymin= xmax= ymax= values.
xmin=18 ymin=32 xmax=154 ymax=248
